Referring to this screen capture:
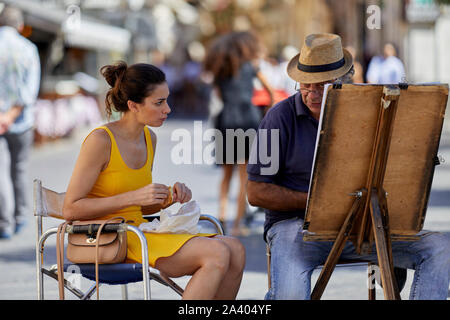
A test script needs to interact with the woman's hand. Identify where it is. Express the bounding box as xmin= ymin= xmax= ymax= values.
xmin=172 ymin=182 xmax=192 ymax=204
xmin=133 ymin=183 xmax=170 ymax=207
